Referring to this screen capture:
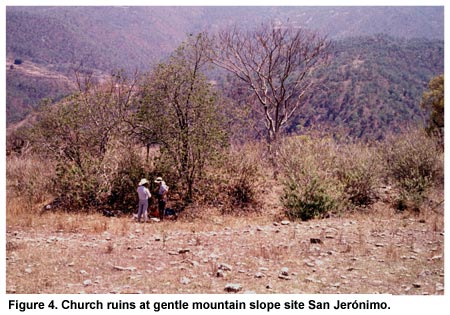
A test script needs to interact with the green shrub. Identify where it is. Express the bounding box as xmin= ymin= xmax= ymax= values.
xmin=226 ymin=147 xmax=262 ymax=208
xmin=199 ymin=143 xmax=264 ymax=214
xmin=382 ymin=128 xmax=443 ymax=211
xmin=279 ymin=136 xmax=343 ymax=220
xmin=335 ymin=143 xmax=381 ymax=207
xmin=108 ymin=150 xmax=146 ymax=213
xmin=282 ymin=175 xmax=337 ymax=221
xmin=53 ymin=160 xmax=110 ymax=211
